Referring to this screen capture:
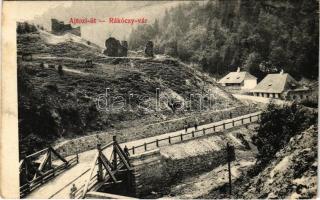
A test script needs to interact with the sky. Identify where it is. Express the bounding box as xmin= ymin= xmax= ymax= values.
xmin=7 ymin=1 xmax=182 ymax=47
xmin=6 ymin=1 xmax=73 ymax=21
